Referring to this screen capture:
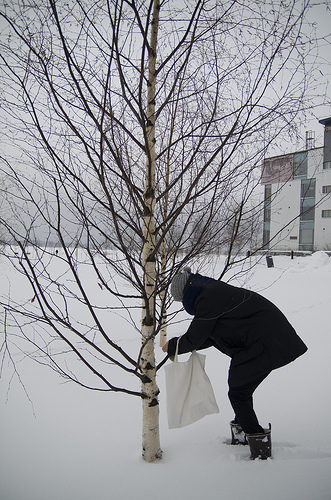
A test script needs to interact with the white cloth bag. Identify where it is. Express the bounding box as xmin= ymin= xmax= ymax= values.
xmin=164 ymin=338 xmax=219 ymax=429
